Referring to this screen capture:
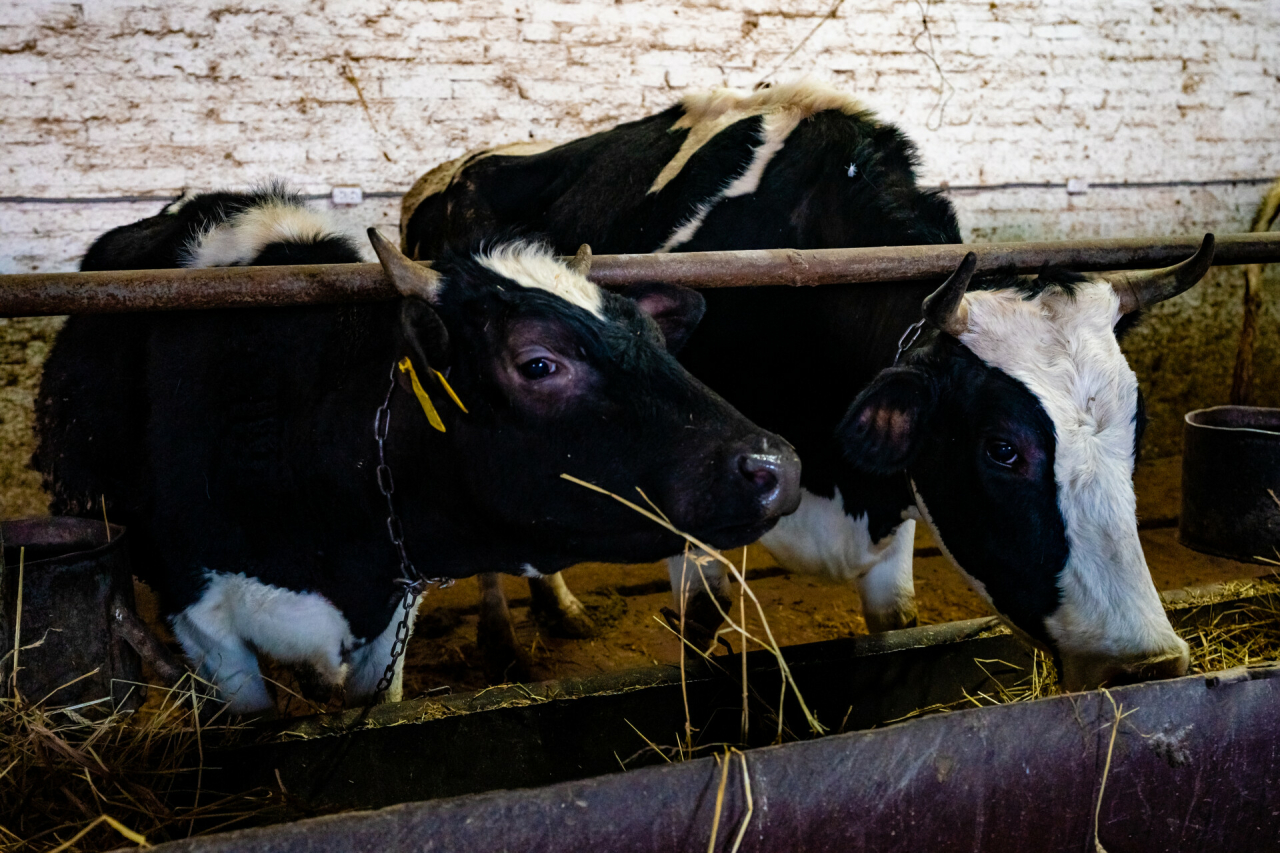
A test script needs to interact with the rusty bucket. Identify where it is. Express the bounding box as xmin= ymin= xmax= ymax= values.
xmin=0 ymin=516 xmax=144 ymax=709
xmin=1180 ymin=406 xmax=1280 ymax=563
